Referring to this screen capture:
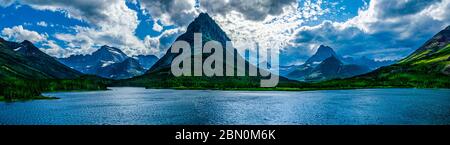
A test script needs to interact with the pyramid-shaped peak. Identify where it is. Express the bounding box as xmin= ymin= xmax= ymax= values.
xmin=317 ymin=45 xmax=334 ymax=52
xmin=100 ymin=45 xmax=118 ymax=50
xmin=20 ymin=40 xmax=34 ymax=46
xmin=187 ymin=13 xmax=221 ymax=31
xmin=19 ymin=40 xmax=40 ymax=51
